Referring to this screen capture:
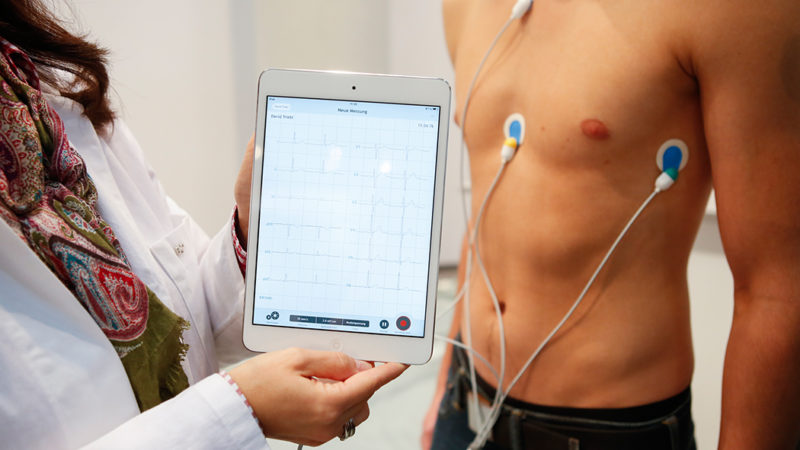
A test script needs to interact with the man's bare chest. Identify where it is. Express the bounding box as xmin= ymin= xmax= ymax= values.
xmin=450 ymin=0 xmax=698 ymax=169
